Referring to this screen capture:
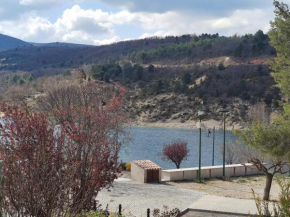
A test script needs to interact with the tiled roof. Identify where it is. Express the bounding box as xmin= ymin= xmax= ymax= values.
xmin=133 ymin=160 xmax=162 ymax=170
